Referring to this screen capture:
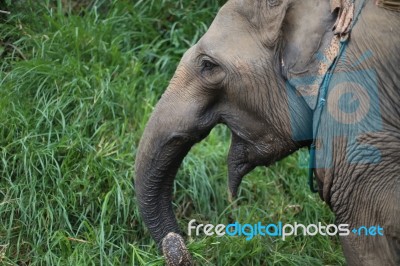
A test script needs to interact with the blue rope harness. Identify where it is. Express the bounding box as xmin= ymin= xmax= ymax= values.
xmin=308 ymin=0 xmax=367 ymax=193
